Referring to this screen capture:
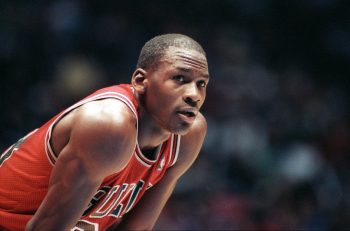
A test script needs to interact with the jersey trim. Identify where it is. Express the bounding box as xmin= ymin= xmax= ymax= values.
xmin=45 ymin=130 xmax=57 ymax=166
xmin=170 ymin=135 xmax=181 ymax=166
xmin=45 ymin=91 xmax=138 ymax=166
xmin=167 ymin=134 xmax=175 ymax=166
xmin=0 ymin=129 xmax=38 ymax=167
xmin=134 ymin=141 xmax=164 ymax=167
